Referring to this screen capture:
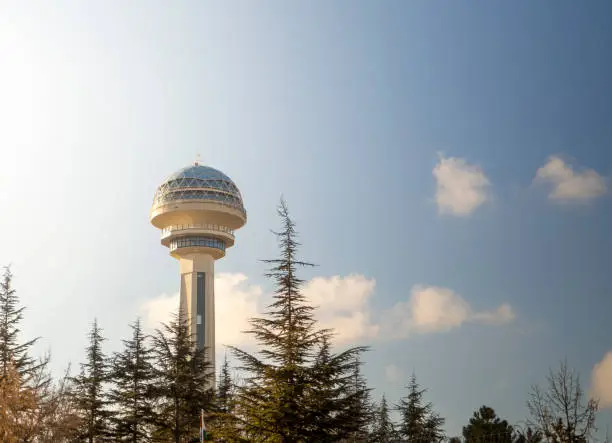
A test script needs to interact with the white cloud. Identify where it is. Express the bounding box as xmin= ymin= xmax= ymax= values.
xmin=140 ymin=292 xmax=178 ymax=329
xmin=215 ymin=273 xmax=263 ymax=347
xmin=140 ymin=275 xmax=513 ymax=351
xmin=471 ymin=303 xmax=515 ymax=326
xmin=534 ymin=156 xmax=607 ymax=202
xmin=385 ymin=364 xmax=403 ymax=383
xmin=140 ymin=273 xmax=263 ymax=350
xmin=385 ymin=285 xmax=515 ymax=338
xmin=304 ymin=275 xmax=379 ymax=344
xmin=433 ymin=155 xmax=490 ymax=216
xmin=140 ymin=274 xmax=378 ymax=353
xmin=408 ymin=285 xmax=472 ymax=333
xmin=591 ymin=351 xmax=612 ymax=408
